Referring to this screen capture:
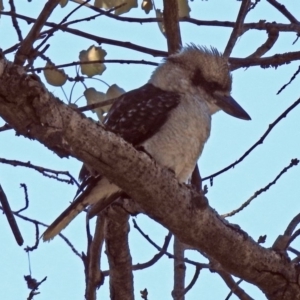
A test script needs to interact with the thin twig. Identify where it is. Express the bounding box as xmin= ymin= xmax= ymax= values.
xmin=243 ymin=27 xmax=279 ymax=59
xmin=222 ymin=159 xmax=299 ymax=218
xmin=224 ymin=0 xmax=251 ymax=57
xmin=203 ymin=98 xmax=300 ymax=182
xmin=230 ymin=50 xmax=300 ymax=69
xmin=132 ymin=219 xmax=208 ymax=268
xmin=267 ymin=0 xmax=299 ymax=24
xmin=14 ymin=0 xmax=61 ymax=65
xmin=286 ymin=228 xmax=300 ymax=248
xmin=27 ymin=276 xmax=47 ymax=300
xmin=0 ymin=184 xmax=24 ymax=246
xmin=284 ymin=213 xmax=300 ymax=236
xmin=29 ymin=59 xmax=158 ymax=73
xmin=34 ymin=0 xmax=92 ymax=54
xmin=2 ymin=10 xmax=300 ymax=34
xmin=288 ymin=247 xmax=300 ymax=256
xmin=0 ymin=158 xmax=79 ymax=186
xmin=8 ymin=0 xmax=23 ymax=42
xmin=25 ymin=223 xmax=40 ymax=252
xmin=15 ymin=183 xmax=29 ymax=214
xmin=277 ymin=65 xmax=300 ymax=95
xmin=222 ymin=275 xmax=249 ymax=300
xmin=132 ymin=232 xmax=172 ymax=271
xmin=0 ymin=206 xmax=82 ymax=258
xmin=183 ymin=266 xmax=201 ymax=296
xmin=4 ymin=11 xmax=300 ymax=62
